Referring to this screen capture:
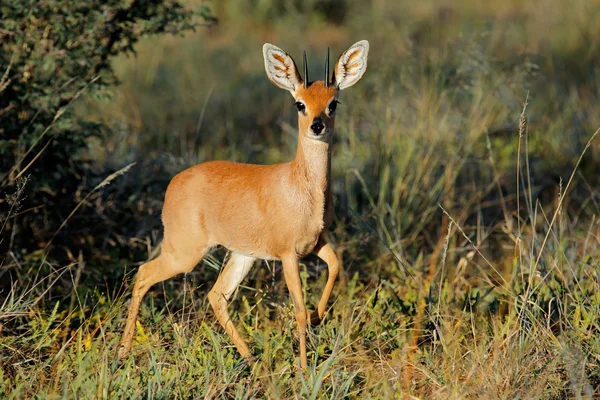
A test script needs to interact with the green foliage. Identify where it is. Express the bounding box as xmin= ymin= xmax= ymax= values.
xmin=0 ymin=0 xmax=212 ymax=251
